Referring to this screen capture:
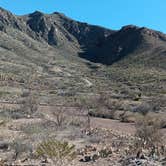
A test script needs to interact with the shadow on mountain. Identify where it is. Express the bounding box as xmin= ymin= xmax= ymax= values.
xmin=78 ymin=26 xmax=144 ymax=65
